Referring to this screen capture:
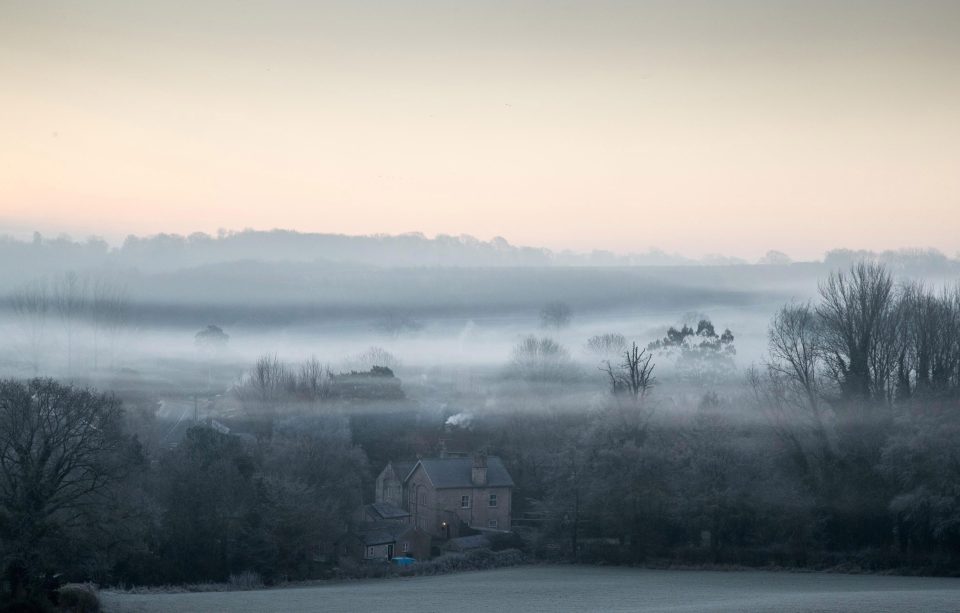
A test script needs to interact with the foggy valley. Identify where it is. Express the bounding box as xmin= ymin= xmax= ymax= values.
xmin=3 ymin=1 xmax=960 ymax=611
